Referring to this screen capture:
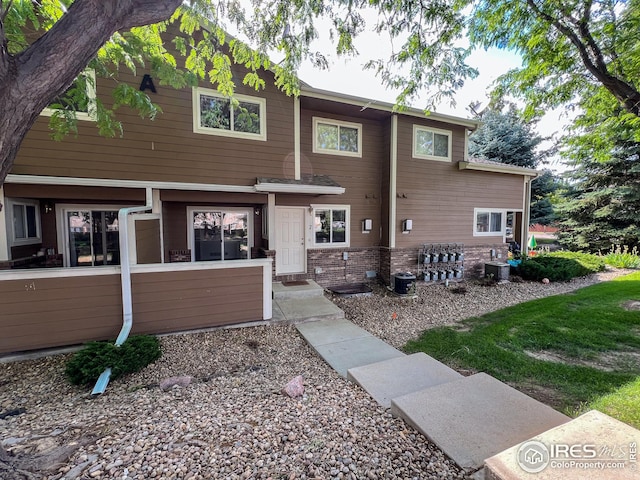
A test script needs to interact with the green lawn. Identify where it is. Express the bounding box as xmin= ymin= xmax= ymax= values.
xmin=404 ymin=271 xmax=640 ymax=415
xmin=582 ymin=377 xmax=640 ymax=429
